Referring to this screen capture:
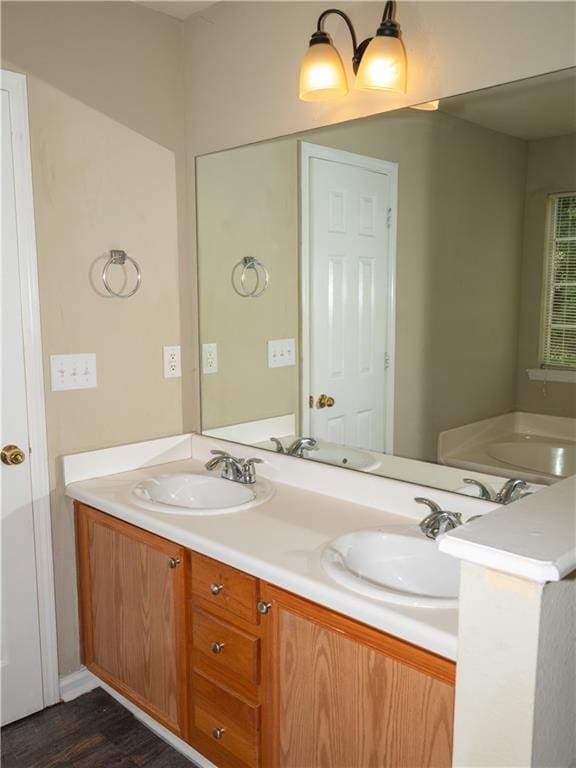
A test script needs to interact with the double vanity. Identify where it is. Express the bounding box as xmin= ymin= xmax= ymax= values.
xmin=66 ymin=433 xmax=499 ymax=768
xmin=66 ymin=432 xmax=575 ymax=768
